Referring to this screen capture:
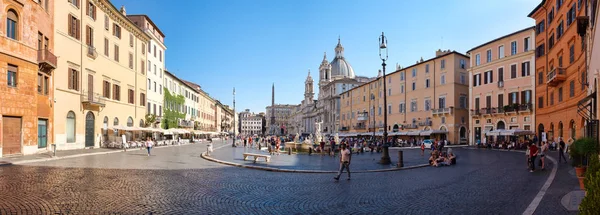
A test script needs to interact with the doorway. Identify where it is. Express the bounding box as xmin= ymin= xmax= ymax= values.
xmin=2 ymin=116 xmax=22 ymax=155
xmin=37 ymin=119 xmax=48 ymax=148
xmin=85 ymin=112 xmax=95 ymax=147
